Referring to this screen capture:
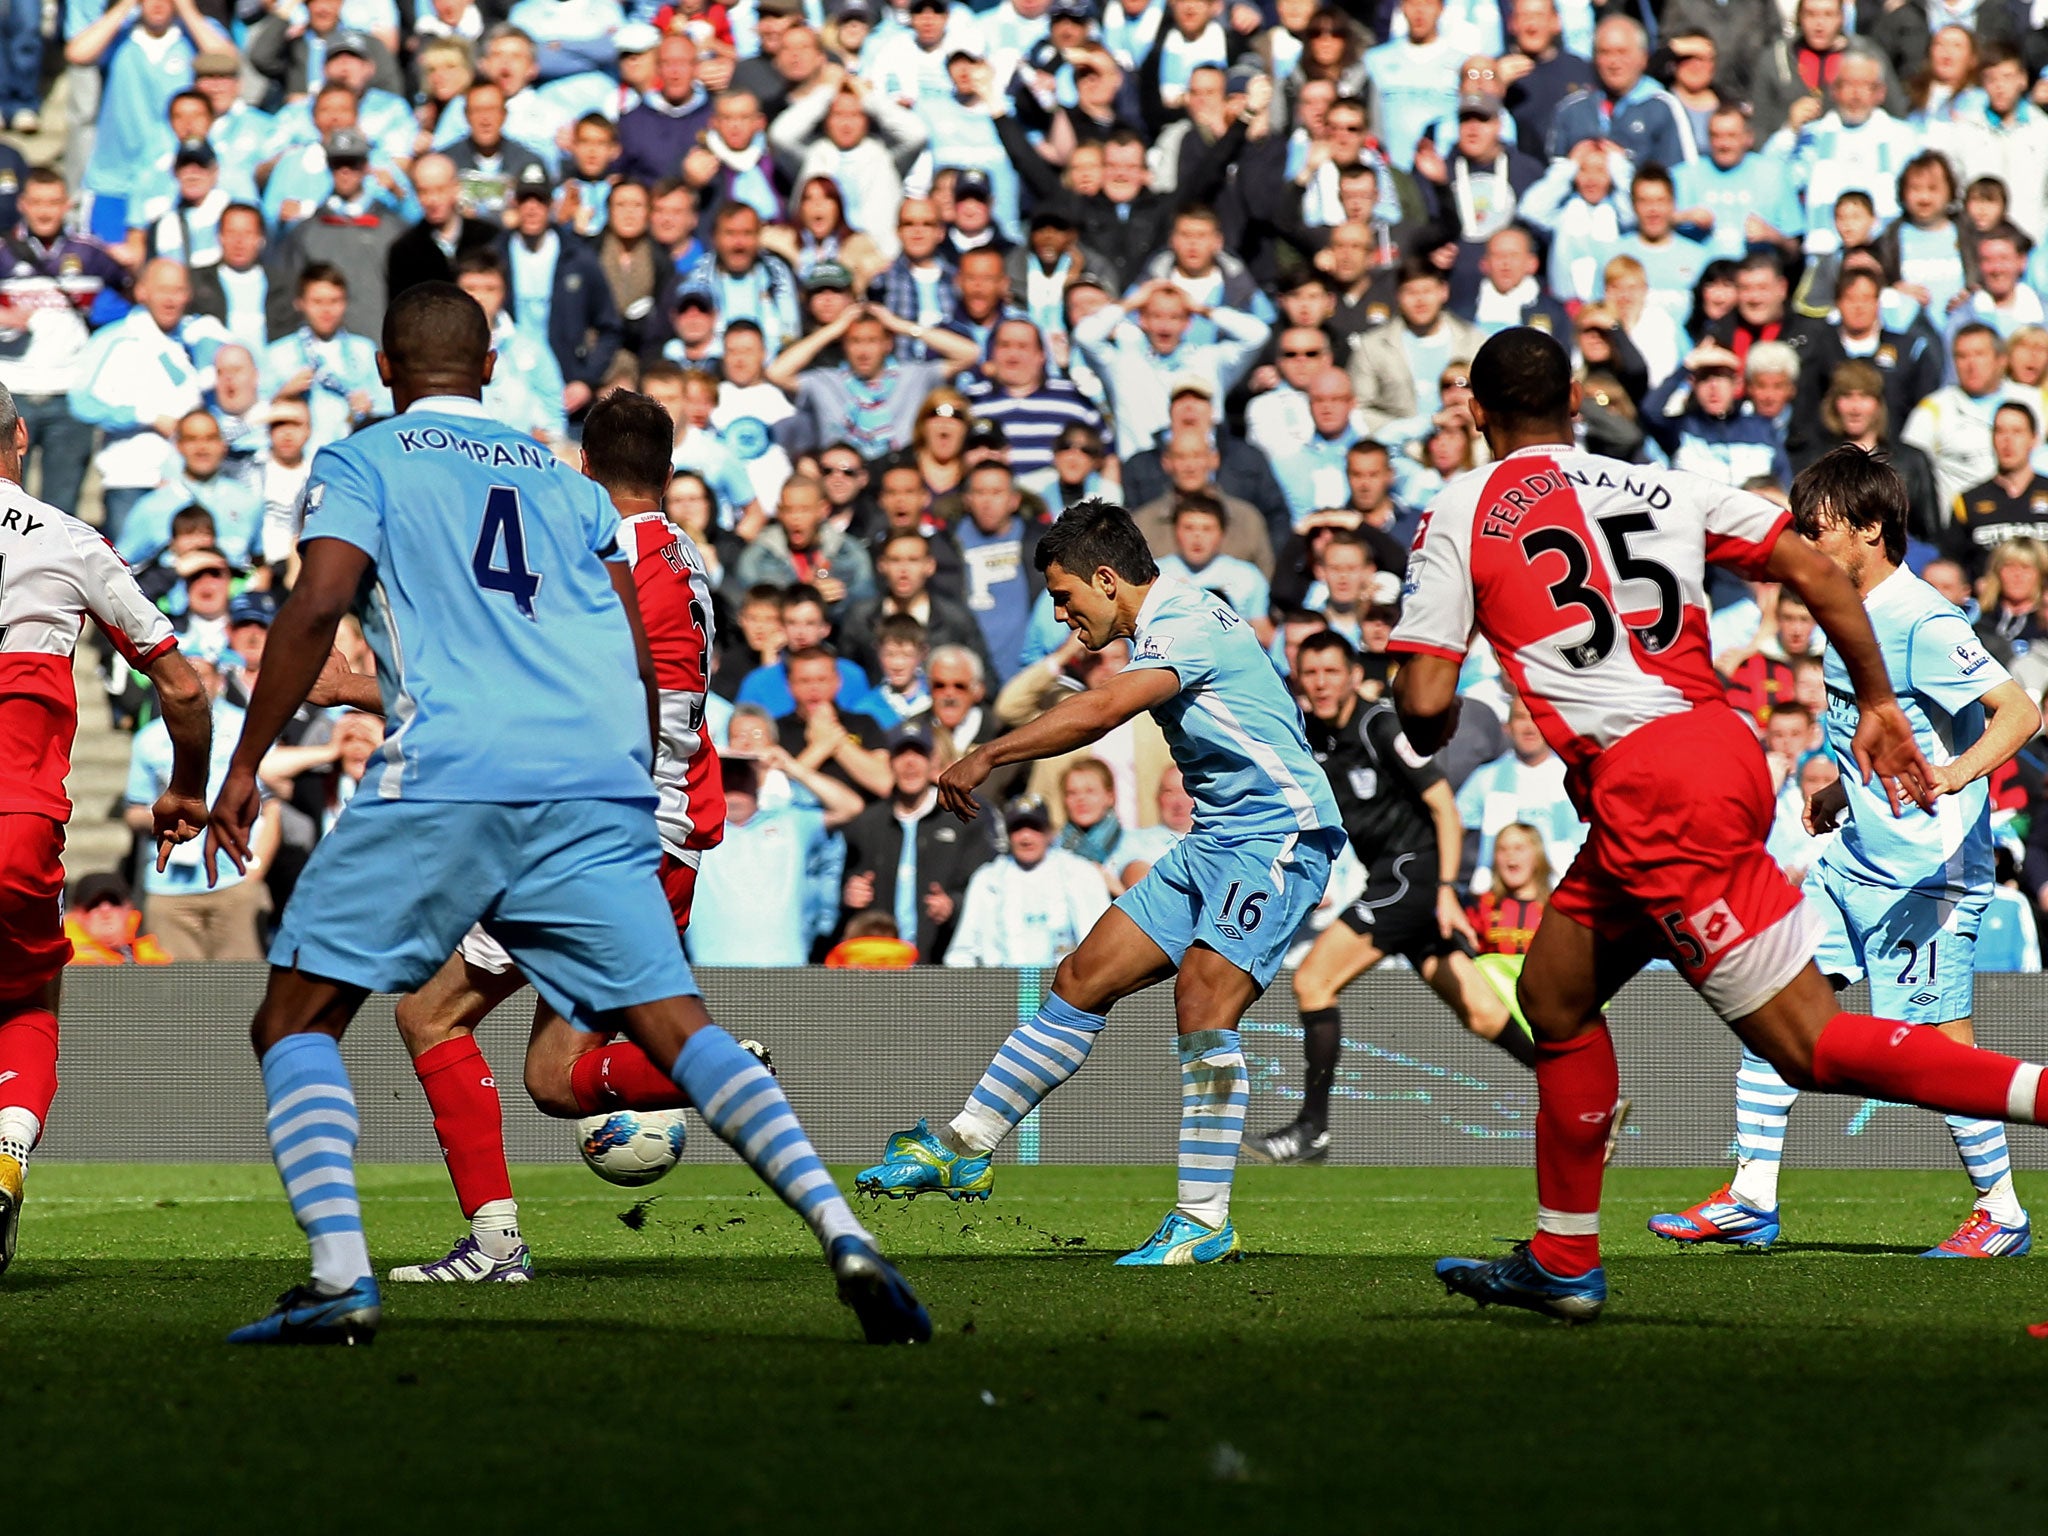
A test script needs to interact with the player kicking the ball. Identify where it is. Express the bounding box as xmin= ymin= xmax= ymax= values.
xmin=206 ymin=286 xmax=926 ymax=1345
xmin=1393 ymin=328 xmax=2048 ymax=1323
xmin=1243 ymin=629 xmax=1541 ymax=1167
xmin=0 ymin=384 xmax=213 ymax=1275
xmin=855 ymin=500 xmax=1346 ymax=1265
xmin=306 ymin=390 xmax=734 ymax=1285
xmin=1649 ymin=450 xmax=2040 ymax=1258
